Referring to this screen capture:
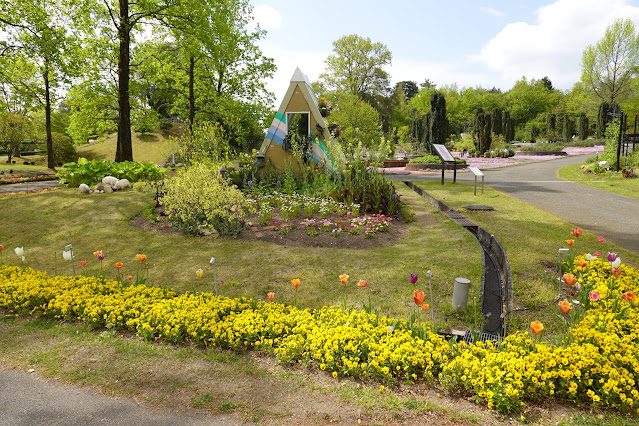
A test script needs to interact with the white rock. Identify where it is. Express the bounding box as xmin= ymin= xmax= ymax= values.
xmin=102 ymin=176 xmax=118 ymax=186
xmin=114 ymin=179 xmax=131 ymax=190
xmin=79 ymin=184 xmax=91 ymax=194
